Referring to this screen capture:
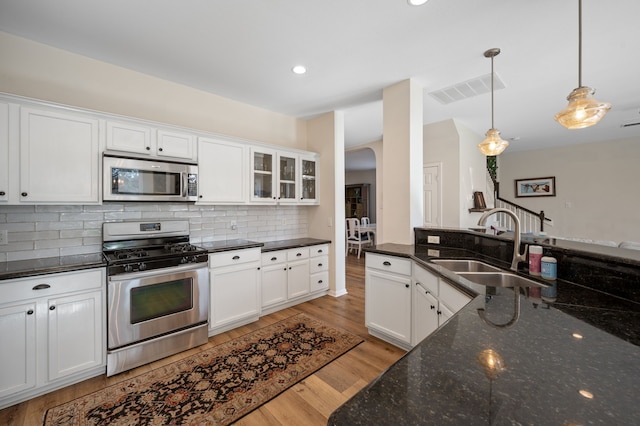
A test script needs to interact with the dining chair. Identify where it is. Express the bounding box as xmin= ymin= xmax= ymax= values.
xmin=359 ymin=216 xmax=374 ymax=243
xmin=345 ymin=218 xmax=372 ymax=259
